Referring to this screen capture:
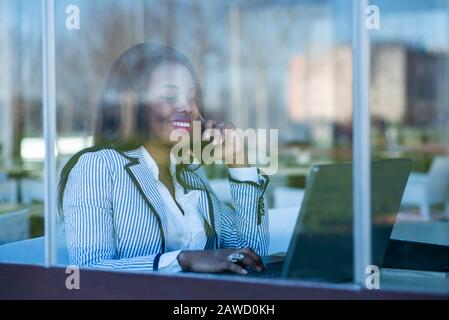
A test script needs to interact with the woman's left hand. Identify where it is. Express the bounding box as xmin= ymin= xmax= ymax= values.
xmin=203 ymin=119 xmax=248 ymax=168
